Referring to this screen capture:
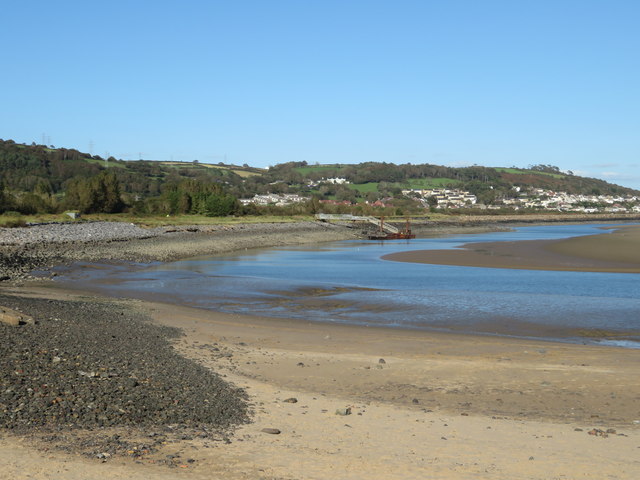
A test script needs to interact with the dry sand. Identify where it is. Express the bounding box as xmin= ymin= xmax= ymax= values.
xmin=385 ymin=224 xmax=640 ymax=273
xmin=1 ymin=285 xmax=639 ymax=480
